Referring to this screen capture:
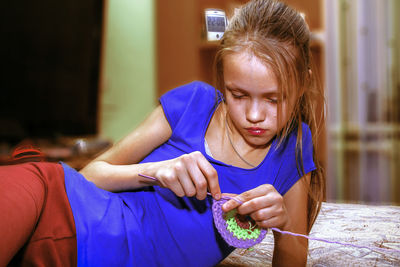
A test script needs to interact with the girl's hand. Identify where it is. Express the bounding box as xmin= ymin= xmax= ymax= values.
xmin=221 ymin=184 xmax=289 ymax=230
xmin=151 ymin=151 xmax=221 ymax=201
xmin=220 ymin=179 xmax=310 ymax=266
